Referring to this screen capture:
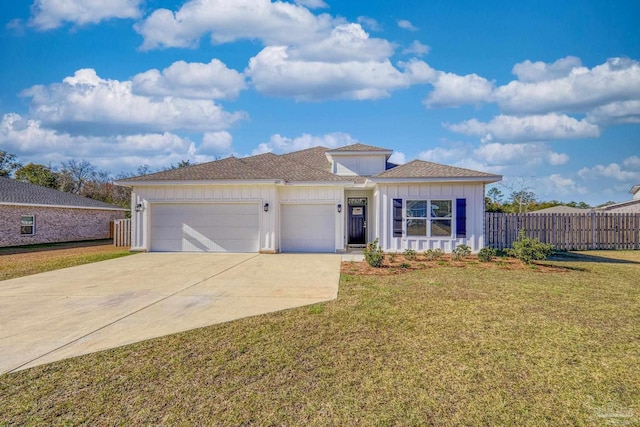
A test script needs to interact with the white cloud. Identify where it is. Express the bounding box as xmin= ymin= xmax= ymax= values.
xmin=424 ymin=71 xmax=494 ymax=108
xmin=397 ymin=19 xmax=417 ymax=31
xmin=29 ymin=0 xmax=141 ymax=30
xmin=494 ymin=57 xmax=640 ymax=115
xmin=388 ymin=151 xmax=406 ymax=165
xmin=132 ymin=59 xmax=247 ymax=100
xmin=21 ymin=68 xmax=246 ymax=135
xmin=511 ymin=56 xmax=582 ymax=83
xmin=543 ymin=174 xmax=588 ymax=196
xmin=547 ymin=151 xmax=569 ymax=166
xmin=294 ymin=0 xmax=328 ymax=8
xmin=578 ymin=163 xmax=640 ymax=182
xmin=135 ymin=0 xmax=337 ymax=50
xmin=200 ymin=131 xmax=233 ymax=154
xmin=586 ymin=100 xmax=640 ymax=125
xmin=357 ymin=16 xmax=381 ymax=32
xmin=0 ymin=113 xmax=213 ymax=172
xmin=252 ymin=132 xmax=359 ymax=155
xmin=288 ymin=23 xmax=395 ymax=63
xmin=418 ymin=146 xmax=469 ymax=164
xmin=246 ymin=47 xmax=431 ymax=101
xmin=446 ymin=113 xmax=600 ymax=142
xmin=473 ymin=142 xmax=568 ymax=167
xmin=623 ymin=156 xmax=640 ymax=169
xmin=403 ymin=40 xmax=430 ymax=57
